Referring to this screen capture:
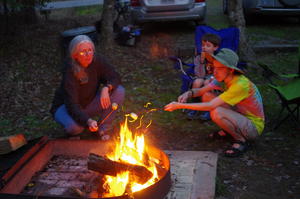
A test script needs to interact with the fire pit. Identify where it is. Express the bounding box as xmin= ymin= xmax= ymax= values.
xmin=0 ymin=121 xmax=171 ymax=199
